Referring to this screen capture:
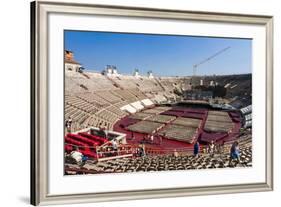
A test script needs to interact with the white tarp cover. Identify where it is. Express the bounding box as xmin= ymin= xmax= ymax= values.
xmin=120 ymin=104 xmax=137 ymax=114
xmin=130 ymin=101 xmax=144 ymax=110
xmin=141 ymin=99 xmax=154 ymax=106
